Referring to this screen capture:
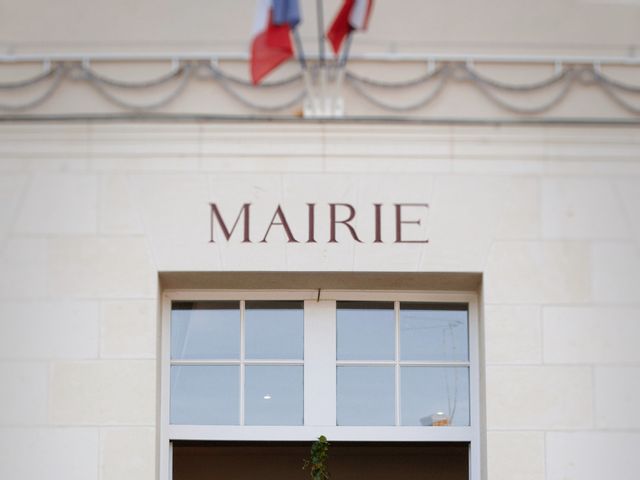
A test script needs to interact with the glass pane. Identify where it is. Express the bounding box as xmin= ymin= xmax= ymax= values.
xmin=337 ymin=366 xmax=395 ymax=426
xmin=401 ymin=366 xmax=470 ymax=426
xmin=400 ymin=303 xmax=468 ymax=361
xmin=245 ymin=301 xmax=303 ymax=360
xmin=171 ymin=302 xmax=240 ymax=360
xmin=245 ymin=365 xmax=303 ymax=425
xmin=170 ymin=365 xmax=239 ymax=425
xmin=337 ymin=302 xmax=395 ymax=361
